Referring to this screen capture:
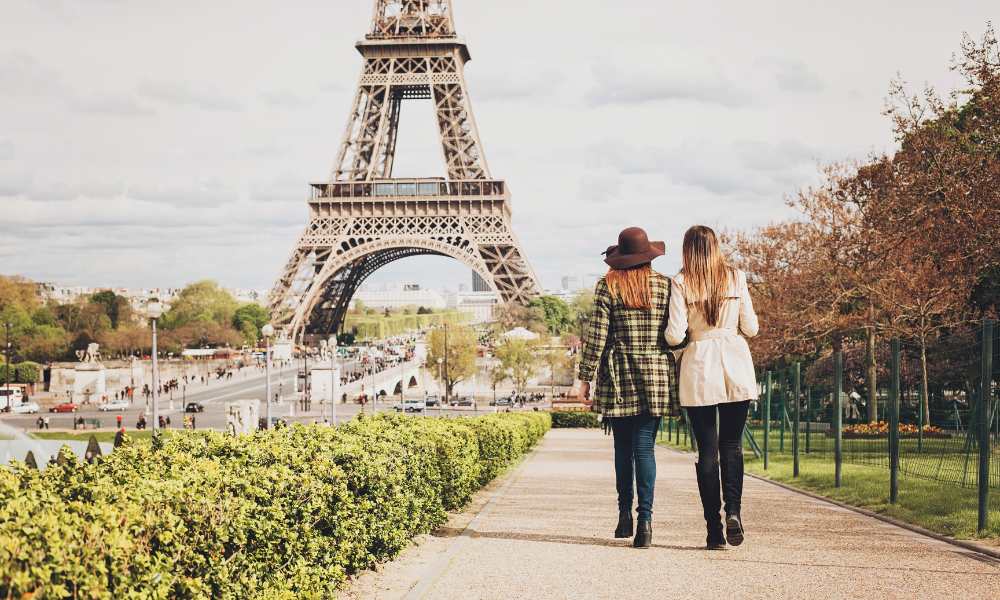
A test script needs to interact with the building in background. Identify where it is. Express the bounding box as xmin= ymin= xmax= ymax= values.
xmin=472 ymin=271 xmax=492 ymax=292
xmin=447 ymin=290 xmax=499 ymax=324
xmin=352 ymin=283 xmax=447 ymax=311
xmin=561 ymin=275 xmax=582 ymax=291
